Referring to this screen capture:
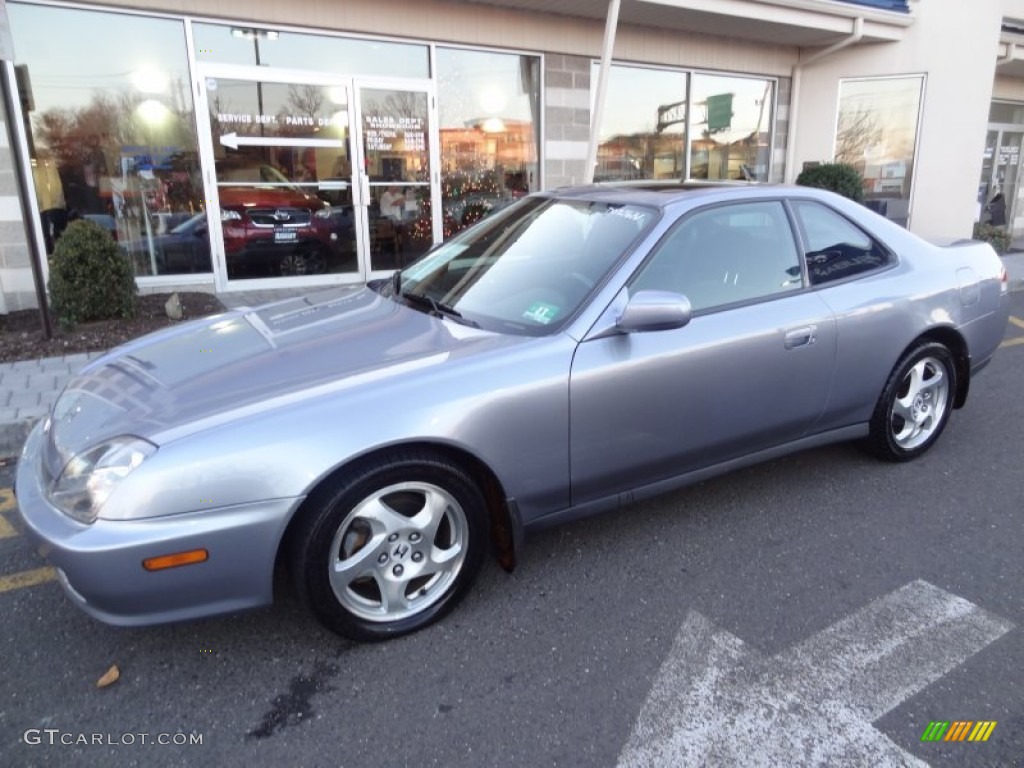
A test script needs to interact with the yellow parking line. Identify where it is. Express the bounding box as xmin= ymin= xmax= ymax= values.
xmin=0 ymin=490 xmax=17 ymax=539
xmin=0 ymin=567 xmax=56 ymax=593
xmin=1009 ymin=315 xmax=1024 ymax=330
xmin=1000 ymin=337 xmax=1024 ymax=348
